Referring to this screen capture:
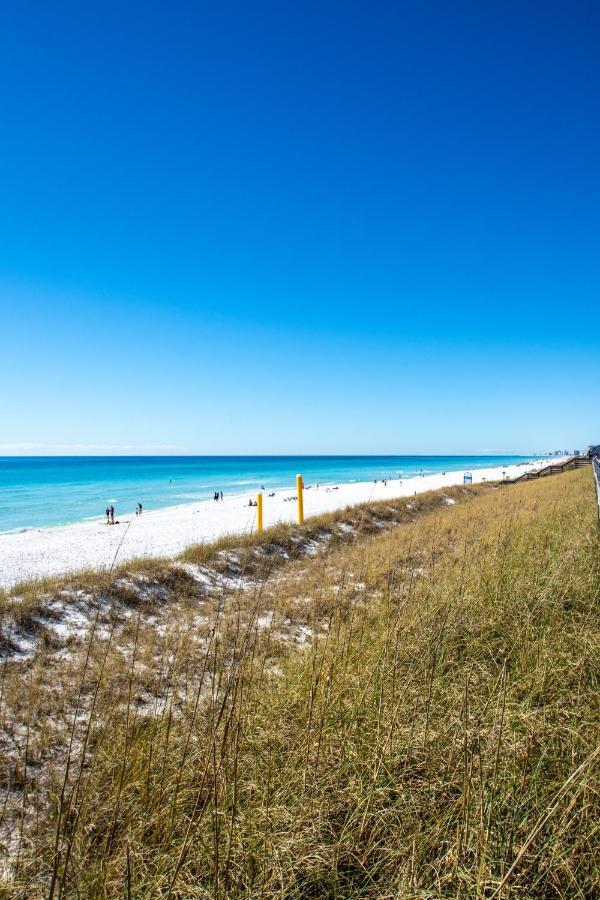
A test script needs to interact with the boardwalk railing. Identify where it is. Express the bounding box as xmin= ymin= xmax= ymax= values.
xmin=593 ymin=458 xmax=600 ymax=522
xmin=503 ymin=456 xmax=592 ymax=484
